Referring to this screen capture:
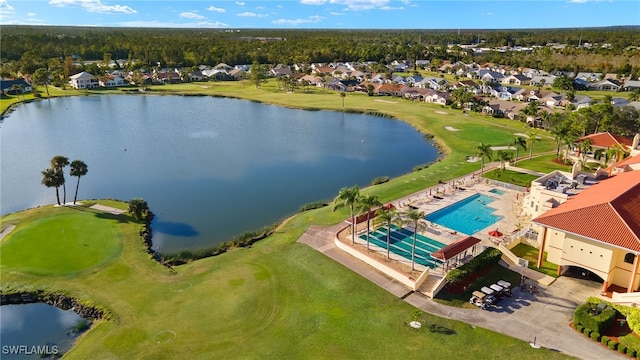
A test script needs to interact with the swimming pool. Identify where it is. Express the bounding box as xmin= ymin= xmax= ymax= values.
xmin=489 ymin=188 xmax=506 ymax=195
xmin=359 ymin=225 xmax=445 ymax=268
xmin=425 ymin=193 xmax=502 ymax=235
